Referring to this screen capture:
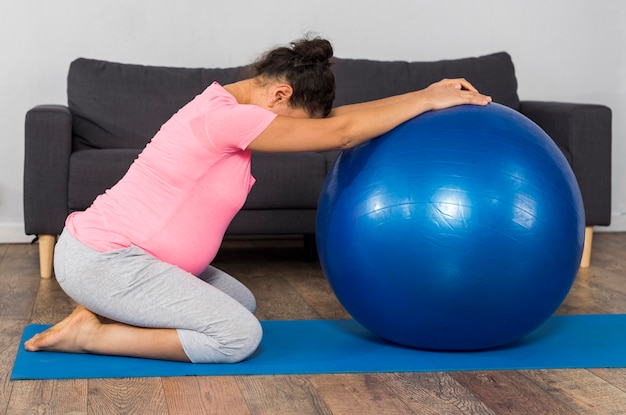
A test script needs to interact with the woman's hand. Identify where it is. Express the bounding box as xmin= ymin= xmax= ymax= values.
xmin=418 ymin=78 xmax=492 ymax=111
